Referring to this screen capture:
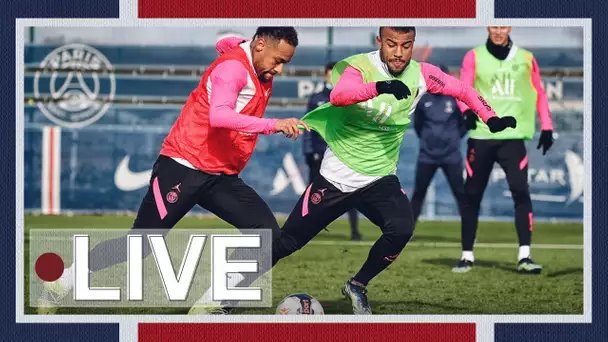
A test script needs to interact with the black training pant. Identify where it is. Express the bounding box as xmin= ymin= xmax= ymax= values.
xmin=460 ymin=138 xmax=533 ymax=251
xmin=272 ymin=175 xmax=415 ymax=286
xmin=88 ymin=155 xmax=280 ymax=272
xmin=410 ymin=161 xmax=464 ymax=224
xmin=305 ymin=153 xmax=360 ymax=236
